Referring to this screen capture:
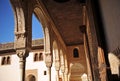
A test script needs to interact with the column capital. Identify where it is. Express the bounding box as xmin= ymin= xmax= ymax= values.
xmin=55 ymin=60 xmax=60 ymax=71
xmin=16 ymin=49 xmax=29 ymax=59
xmin=45 ymin=53 xmax=52 ymax=68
